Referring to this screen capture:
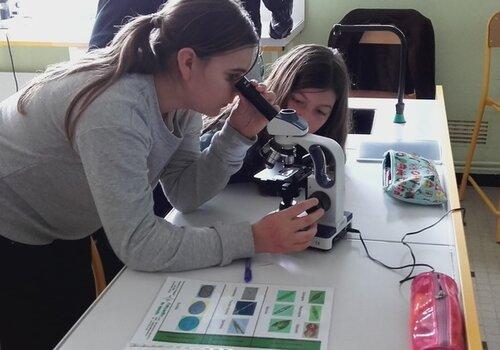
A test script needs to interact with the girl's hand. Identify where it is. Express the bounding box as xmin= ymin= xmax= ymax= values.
xmin=227 ymin=81 xmax=278 ymax=139
xmin=252 ymin=198 xmax=325 ymax=254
